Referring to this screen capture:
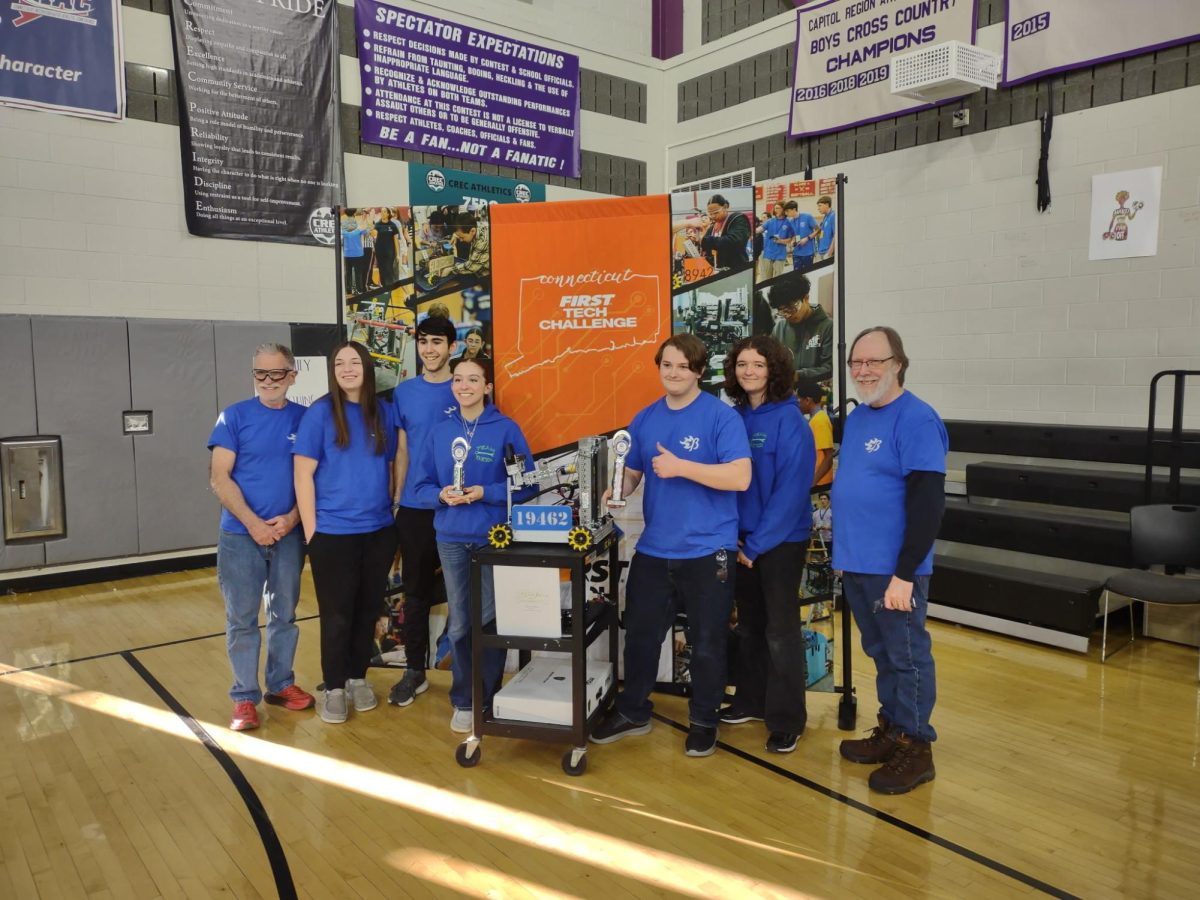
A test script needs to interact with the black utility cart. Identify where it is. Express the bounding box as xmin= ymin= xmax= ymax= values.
xmin=455 ymin=534 xmax=621 ymax=776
